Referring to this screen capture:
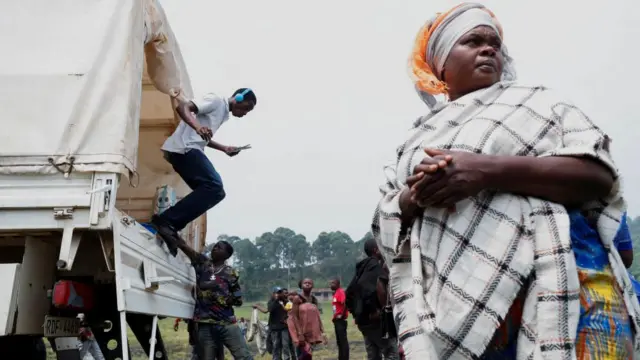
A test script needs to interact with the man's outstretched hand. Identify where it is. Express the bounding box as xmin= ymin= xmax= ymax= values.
xmin=224 ymin=146 xmax=241 ymax=157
